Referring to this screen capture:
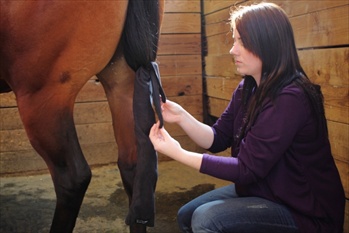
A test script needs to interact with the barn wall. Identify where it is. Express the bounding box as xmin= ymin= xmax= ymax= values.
xmin=0 ymin=0 xmax=203 ymax=174
xmin=157 ymin=0 xmax=204 ymax=159
xmin=203 ymin=0 xmax=348 ymax=231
